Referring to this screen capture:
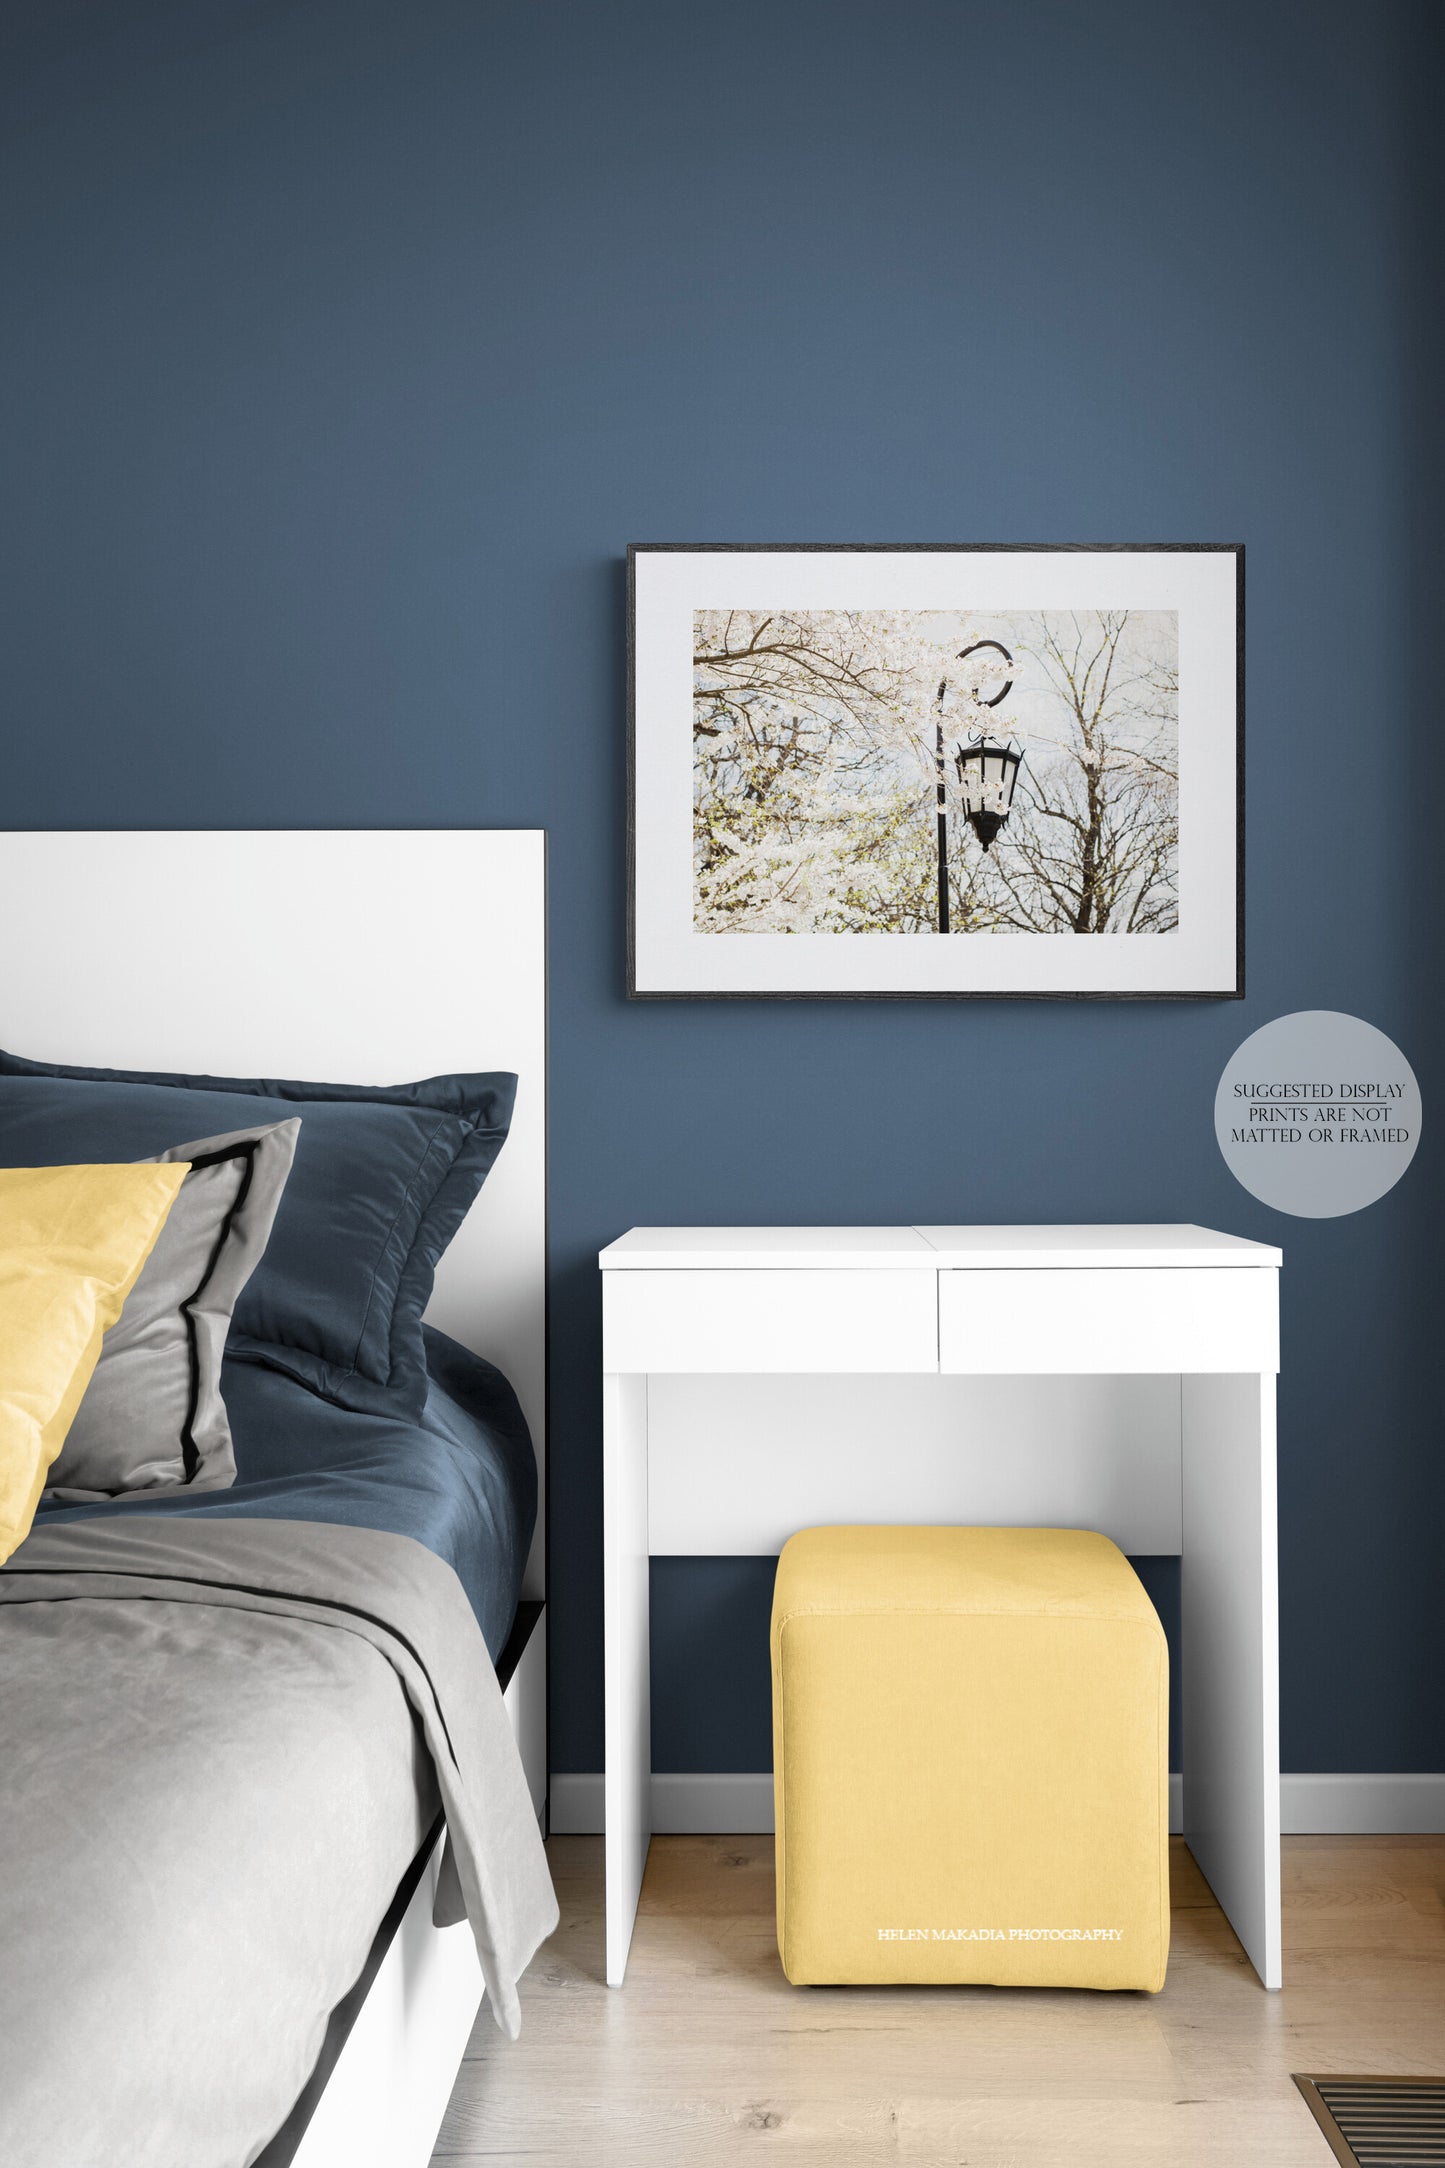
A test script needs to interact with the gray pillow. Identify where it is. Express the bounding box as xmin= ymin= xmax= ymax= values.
xmin=47 ymin=1120 xmax=300 ymax=1497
